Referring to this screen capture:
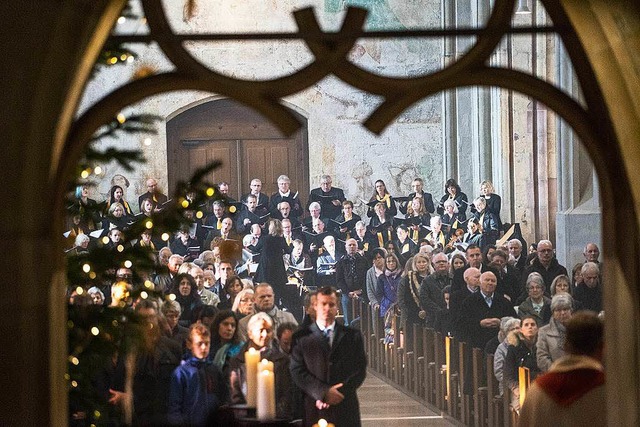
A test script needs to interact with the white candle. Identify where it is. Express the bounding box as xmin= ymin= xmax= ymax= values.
xmin=257 ymin=369 xmax=276 ymax=420
xmin=245 ymin=348 xmax=260 ymax=407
